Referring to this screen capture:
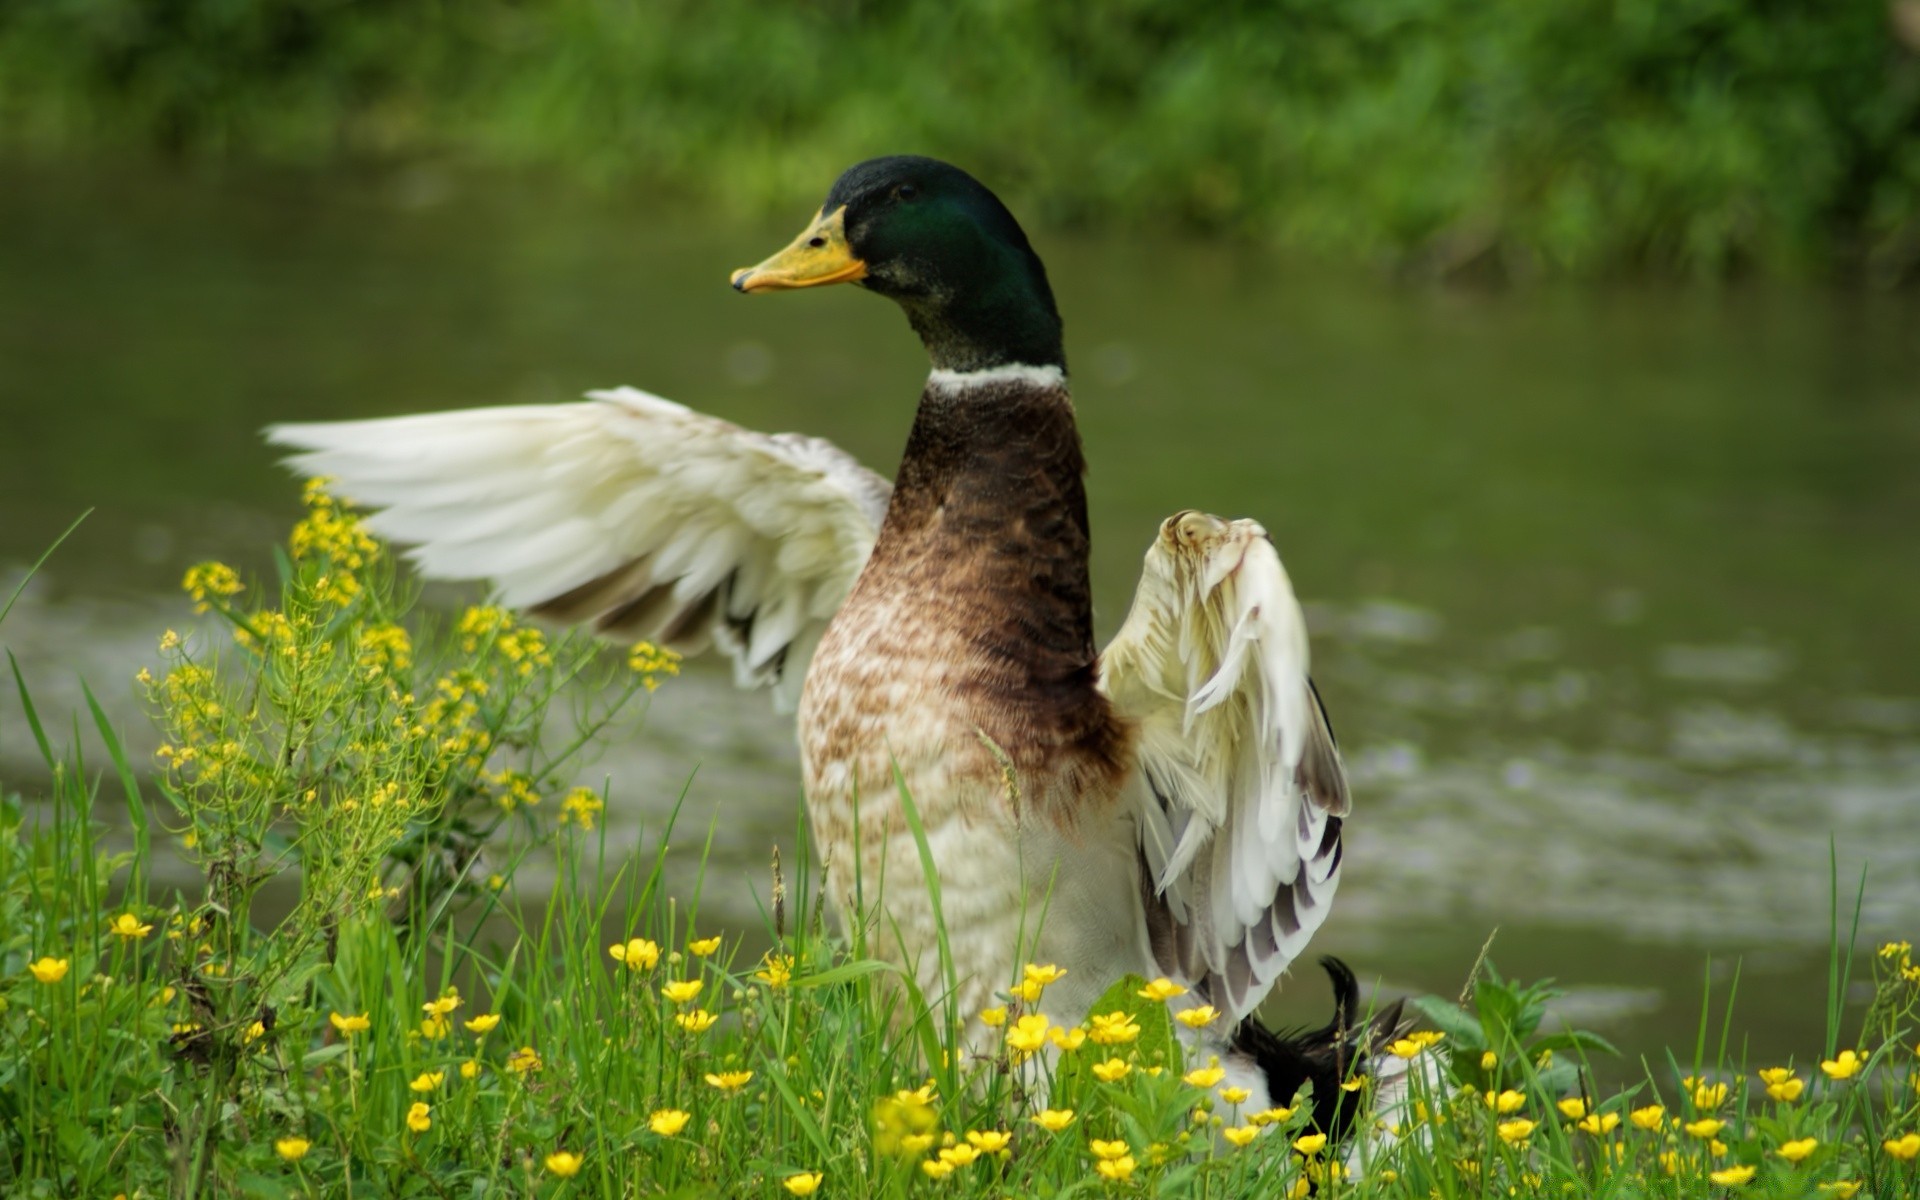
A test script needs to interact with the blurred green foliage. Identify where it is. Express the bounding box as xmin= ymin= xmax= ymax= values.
xmin=2 ymin=0 xmax=1918 ymax=278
